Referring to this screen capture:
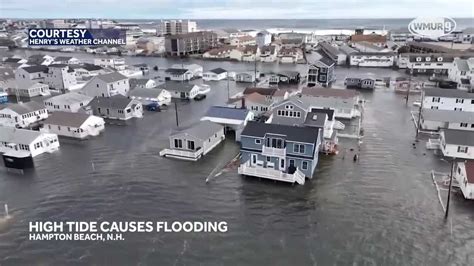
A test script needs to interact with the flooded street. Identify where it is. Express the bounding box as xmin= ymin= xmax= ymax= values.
xmin=0 ymin=51 xmax=473 ymax=265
